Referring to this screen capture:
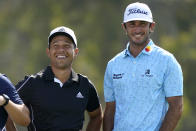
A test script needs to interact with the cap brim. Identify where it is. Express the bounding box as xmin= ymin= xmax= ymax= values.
xmin=123 ymin=18 xmax=153 ymax=23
